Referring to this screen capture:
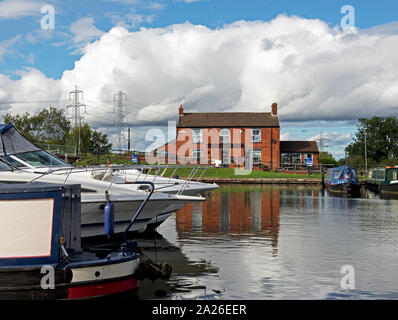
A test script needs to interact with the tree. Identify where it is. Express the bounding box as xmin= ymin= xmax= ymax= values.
xmin=4 ymin=107 xmax=113 ymax=159
xmin=3 ymin=107 xmax=71 ymax=144
xmin=3 ymin=112 xmax=36 ymax=141
xmin=68 ymin=123 xmax=92 ymax=156
xmin=90 ymin=130 xmax=112 ymax=162
xmin=346 ymin=116 xmax=398 ymax=164
xmin=319 ymin=151 xmax=338 ymax=166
